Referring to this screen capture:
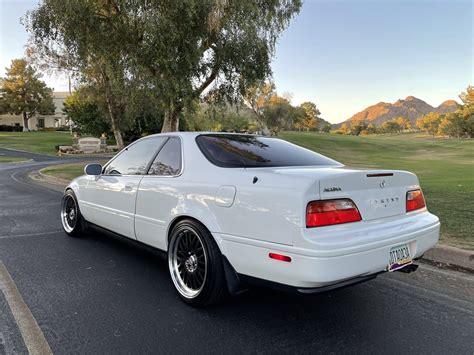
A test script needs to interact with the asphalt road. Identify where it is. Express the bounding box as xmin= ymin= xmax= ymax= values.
xmin=0 ymin=149 xmax=473 ymax=354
